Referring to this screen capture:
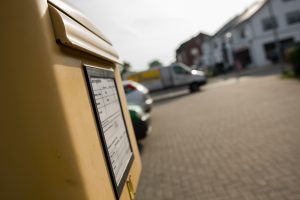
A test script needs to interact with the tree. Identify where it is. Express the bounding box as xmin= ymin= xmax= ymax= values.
xmin=149 ymin=60 xmax=163 ymax=69
xmin=121 ymin=61 xmax=131 ymax=79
